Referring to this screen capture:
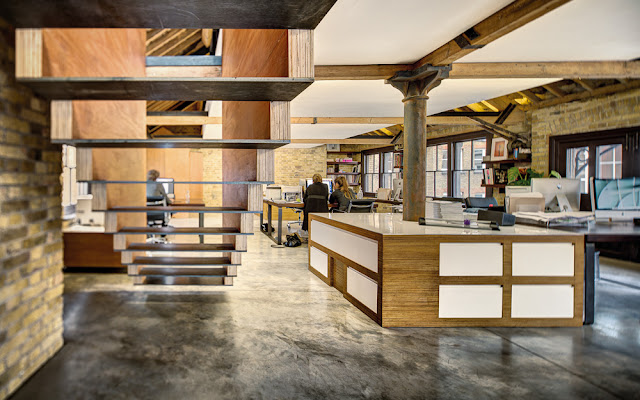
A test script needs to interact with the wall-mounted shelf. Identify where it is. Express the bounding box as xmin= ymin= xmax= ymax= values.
xmin=0 ymin=0 xmax=337 ymax=29
xmin=484 ymin=157 xmax=531 ymax=165
xmin=51 ymin=139 xmax=289 ymax=149
xmin=326 ymin=172 xmax=359 ymax=176
xmin=107 ymin=206 xmax=257 ymax=213
xmin=19 ymin=77 xmax=313 ymax=101
xmin=326 ymin=161 xmax=358 ymax=165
